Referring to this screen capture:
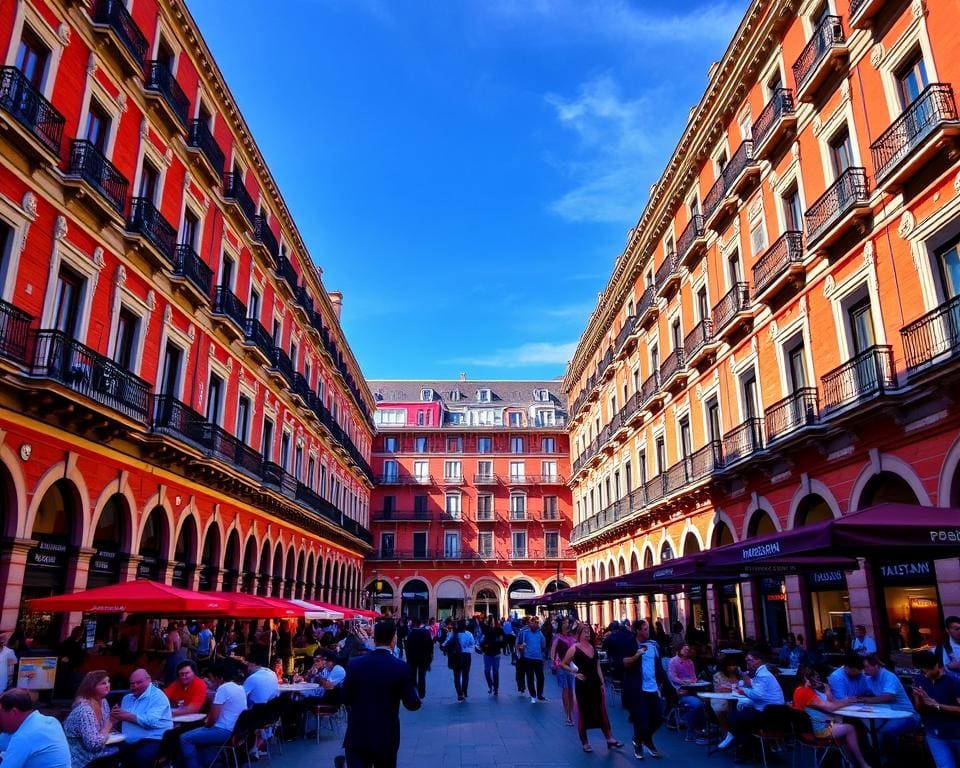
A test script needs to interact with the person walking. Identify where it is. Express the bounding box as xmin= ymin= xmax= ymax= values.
xmin=480 ymin=615 xmax=503 ymax=696
xmin=622 ymin=619 xmax=665 ymax=760
xmin=518 ymin=616 xmax=548 ymax=703
xmin=405 ymin=618 xmax=433 ymax=699
xmin=514 ymin=617 xmax=528 ymax=695
xmin=443 ymin=620 xmax=475 ymax=702
xmin=343 ymin=620 xmax=421 ymax=768
xmin=562 ymin=622 xmax=622 ymax=752
xmin=502 ymin=617 xmax=516 ymax=661
xmin=551 ymin=617 xmax=577 ymax=726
